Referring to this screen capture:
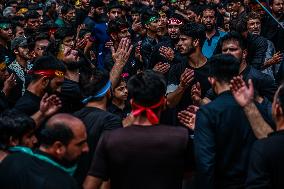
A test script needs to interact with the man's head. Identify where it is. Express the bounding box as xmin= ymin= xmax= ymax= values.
xmin=90 ymin=0 xmax=105 ymax=16
xmin=28 ymin=55 xmax=66 ymax=95
xmin=13 ymin=24 xmax=25 ymax=38
xmin=218 ymin=32 xmax=247 ymax=64
xmin=80 ymin=69 xmax=112 ymax=104
xmin=112 ymin=76 xmax=128 ymax=101
xmin=54 ymin=27 xmax=76 ymax=48
xmin=208 ymin=54 xmax=240 ymax=93
xmin=61 ymin=4 xmax=76 ymax=24
xmin=0 ymin=58 xmax=9 ymax=84
xmin=130 ymin=6 xmax=141 ymax=23
xmin=33 ymin=33 xmax=50 ymax=58
xmin=142 ymin=9 xmax=160 ymax=34
xmin=227 ymin=0 xmax=244 ymax=13
xmin=167 ymin=14 xmax=184 ymax=40
xmin=108 ymin=18 xmax=131 ymax=42
xmin=270 ymin=0 xmax=284 ymax=16
xmin=0 ymin=111 xmax=37 ymax=150
xmin=177 ymin=22 xmax=206 ymax=55
xmin=107 ymin=1 xmax=122 ymax=21
xmin=0 ymin=18 xmax=13 ymax=42
xmin=246 ymin=12 xmax=262 ymax=35
xmin=11 ymin=36 xmax=30 ymax=60
xmin=40 ymin=114 xmax=89 ymax=165
xmin=82 ymin=0 xmax=91 ymax=8
xmin=127 ymin=70 xmax=166 ymax=119
xmin=201 ymin=5 xmax=217 ymax=32
xmin=272 ymin=84 xmax=284 ymax=125
xmin=25 ymin=10 xmax=41 ymax=31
